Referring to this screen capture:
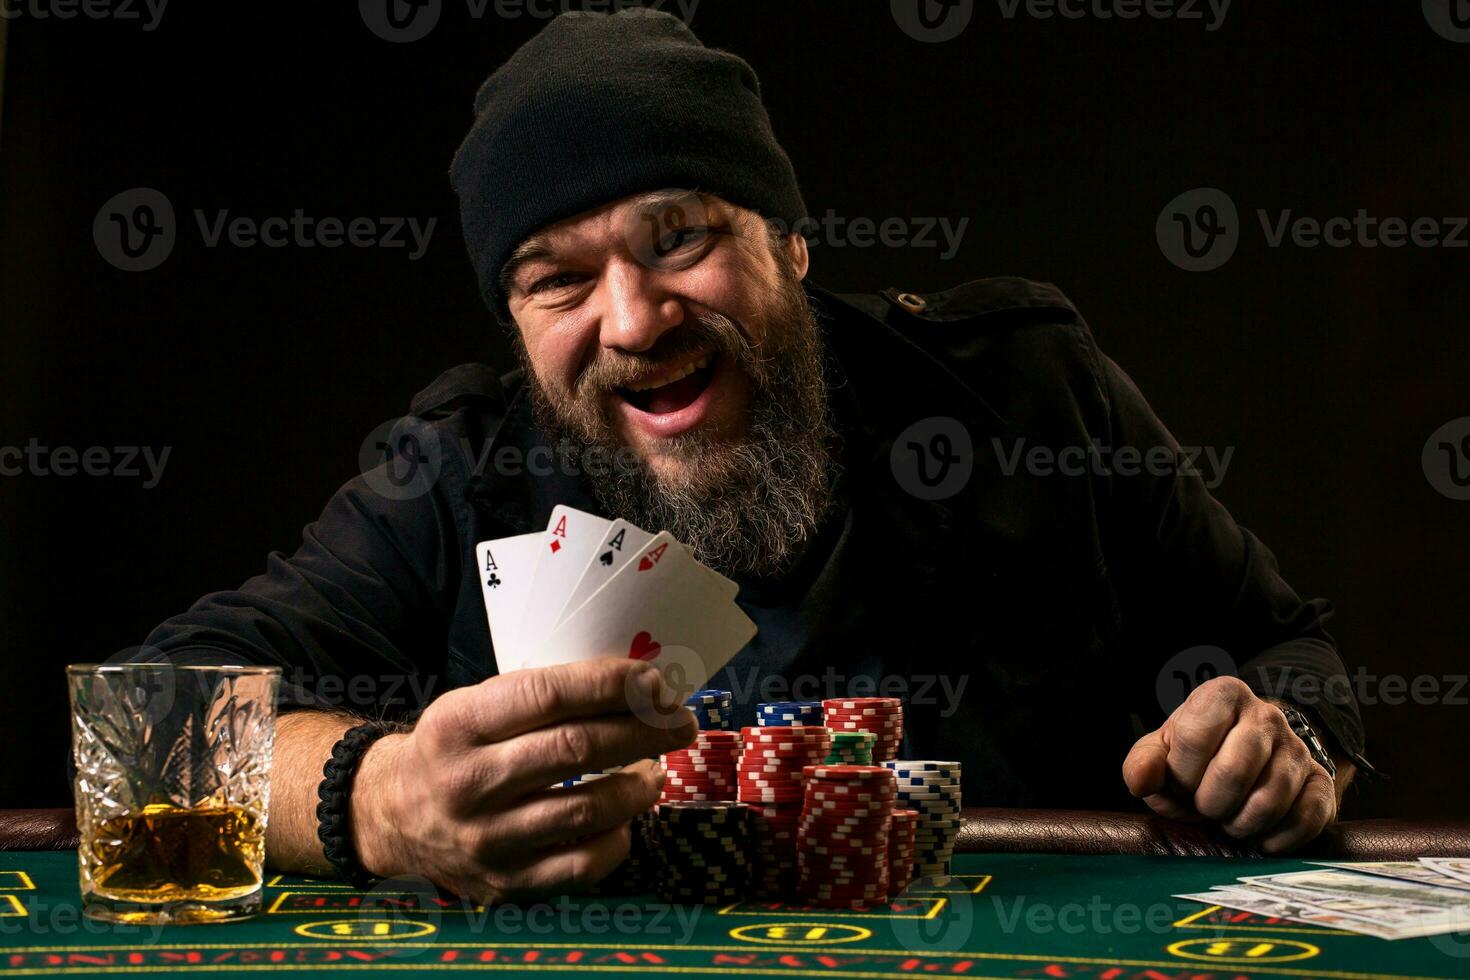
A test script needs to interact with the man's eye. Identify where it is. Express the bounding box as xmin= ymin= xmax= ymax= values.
xmin=653 ymin=225 xmax=711 ymax=258
xmin=529 ymin=272 xmax=581 ymax=294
